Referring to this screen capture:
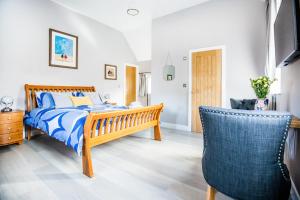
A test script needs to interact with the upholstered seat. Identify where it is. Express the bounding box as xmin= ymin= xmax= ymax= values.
xmin=199 ymin=106 xmax=292 ymax=200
